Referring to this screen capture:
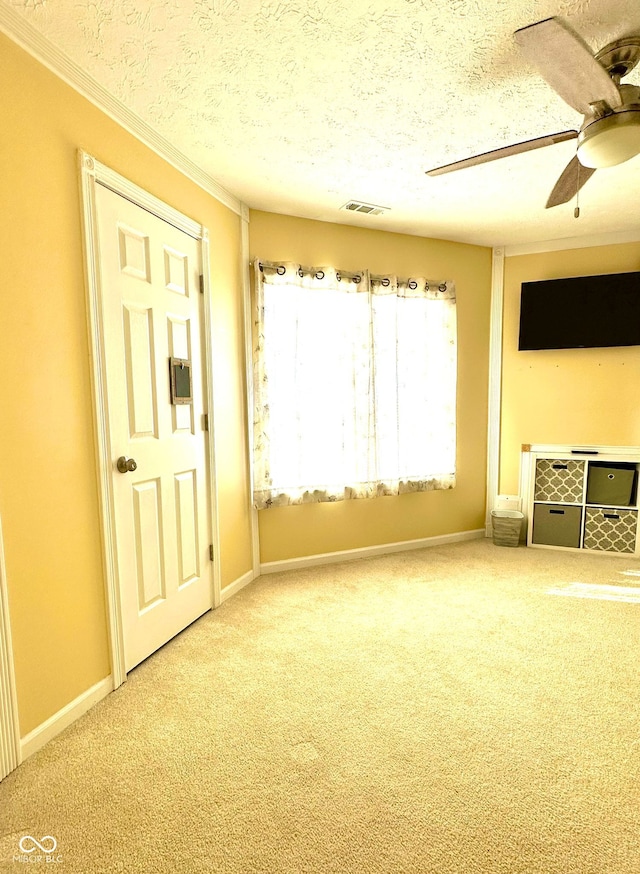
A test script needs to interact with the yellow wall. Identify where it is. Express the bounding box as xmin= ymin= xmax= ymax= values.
xmin=0 ymin=34 xmax=252 ymax=735
xmin=249 ymin=211 xmax=493 ymax=562
xmin=500 ymin=242 xmax=640 ymax=494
